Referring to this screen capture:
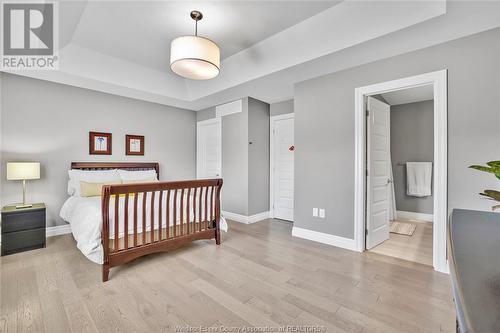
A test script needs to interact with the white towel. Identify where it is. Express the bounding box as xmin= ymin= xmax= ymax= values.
xmin=406 ymin=162 xmax=432 ymax=197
